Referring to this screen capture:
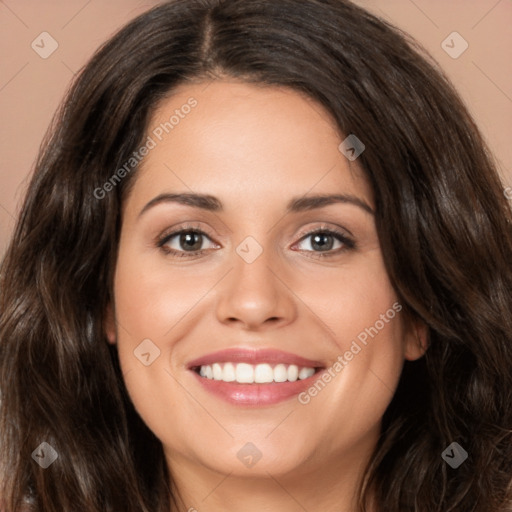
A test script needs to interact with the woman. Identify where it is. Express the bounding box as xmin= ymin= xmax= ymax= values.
xmin=1 ymin=0 xmax=511 ymax=511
